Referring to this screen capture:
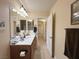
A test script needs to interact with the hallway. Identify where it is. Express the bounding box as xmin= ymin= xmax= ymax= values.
xmin=0 ymin=0 xmax=78 ymax=59
xmin=34 ymin=37 xmax=53 ymax=59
